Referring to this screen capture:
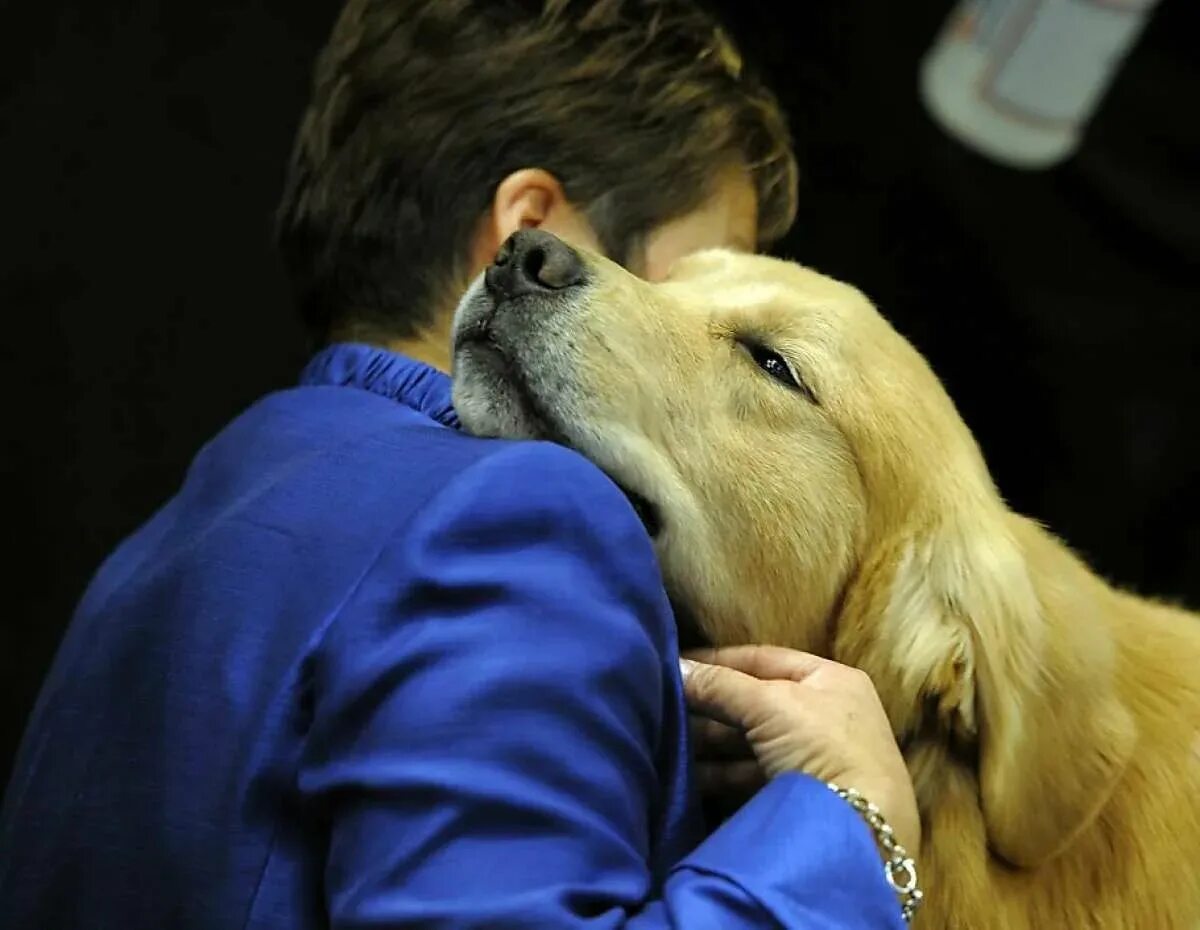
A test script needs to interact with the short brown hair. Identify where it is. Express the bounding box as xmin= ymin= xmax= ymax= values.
xmin=276 ymin=0 xmax=797 ymax=343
